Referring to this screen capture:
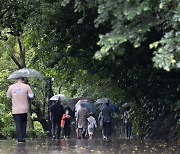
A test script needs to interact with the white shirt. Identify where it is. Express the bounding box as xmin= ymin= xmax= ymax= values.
xmin=87 ymin=116 xmax=97 ymax=129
